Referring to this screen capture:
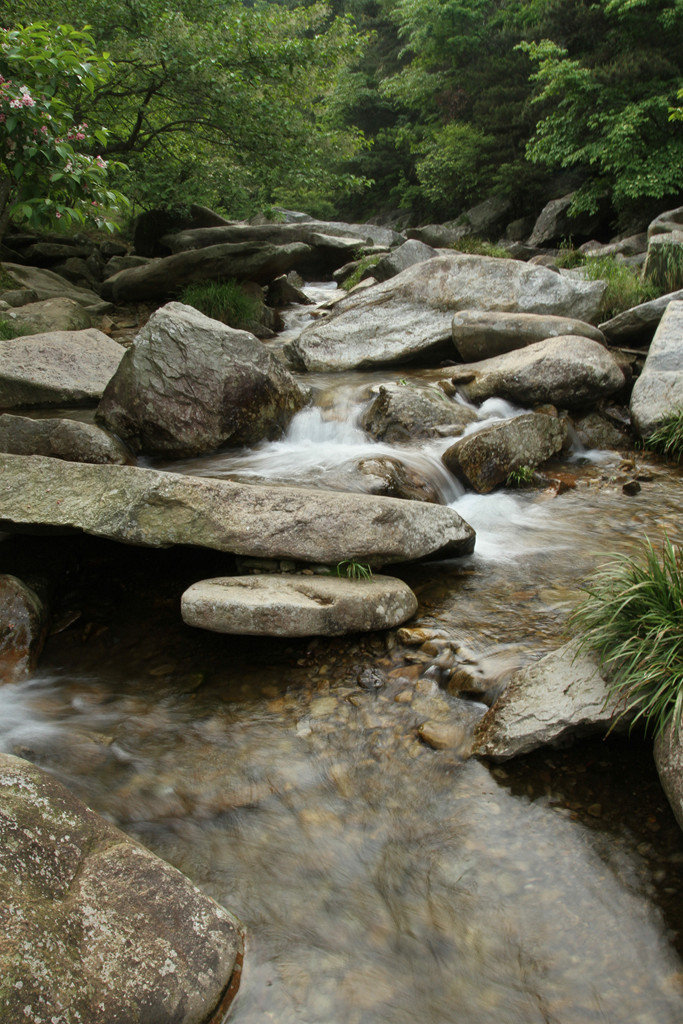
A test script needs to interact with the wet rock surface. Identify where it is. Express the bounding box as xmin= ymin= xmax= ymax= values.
xmin=451 ymin=309 xmax=605 ymax=361
xmin=0 ymin=751 xmax=243 ymax=1024
xmin=360 ymin=382 xmax=478 ymax=441
xmin=0 ymin=574 xmax=48 ymax=683
xmin=0 ymin=413 xmax=134 ymax=464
